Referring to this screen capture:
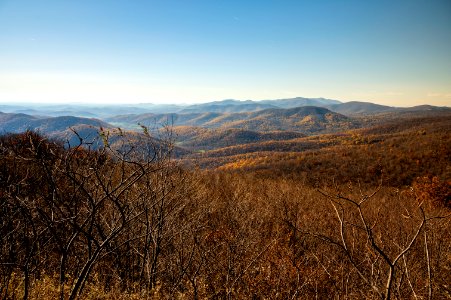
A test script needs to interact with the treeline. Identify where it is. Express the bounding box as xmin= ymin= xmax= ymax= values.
xmin=205 ymin=116 xmax=451 ymax=188
xmin=172 ymin=126 xmax=306 ymax=151
xmin=1 ymin=131 xmax=450 ymax=299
